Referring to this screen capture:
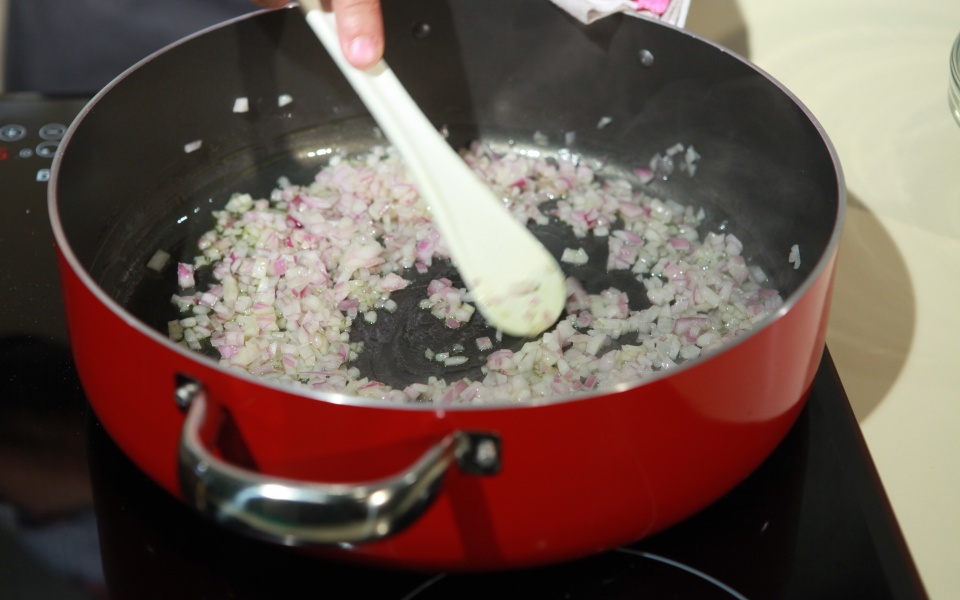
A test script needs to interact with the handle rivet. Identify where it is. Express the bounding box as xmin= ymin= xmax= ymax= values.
xmin=475 ymin=438 xmax=499 ymax=469
xmin=174 ymin=375 xmax=201 ymax=411
xmin=638 ymin=49 xmax=655 ymax=68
